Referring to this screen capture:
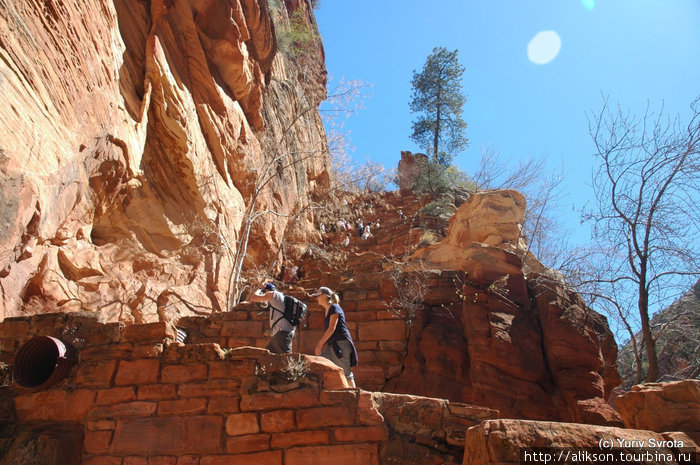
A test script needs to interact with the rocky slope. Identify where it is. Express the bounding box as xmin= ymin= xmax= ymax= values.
xmin=617 ymin=279 xmax=700 ymax=387
xmin=1 ymin=0 xmax=329 ymax=324
xmin=287 ymin=189 xmax=622 ymax=425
